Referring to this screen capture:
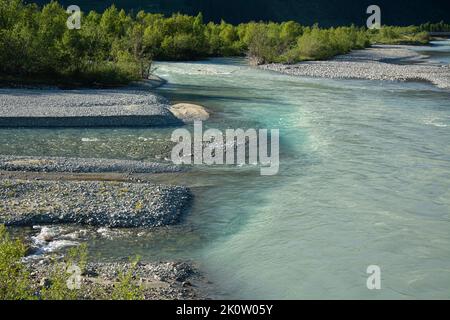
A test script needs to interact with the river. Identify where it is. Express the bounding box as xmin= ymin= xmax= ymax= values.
xmin=1 ymin=42 xmax=449 ymax=299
